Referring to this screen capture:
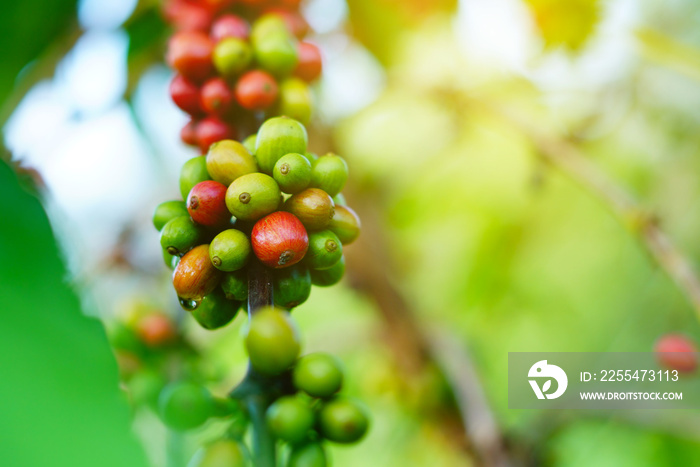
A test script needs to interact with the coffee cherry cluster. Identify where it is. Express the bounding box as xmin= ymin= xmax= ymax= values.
xmin=154 ymin=116 xmax=361 ymax=328
xmin=164 ymin=0 xmax=321 ymax=152
xmin=181 ymin=306 xmax=369 ymax=467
